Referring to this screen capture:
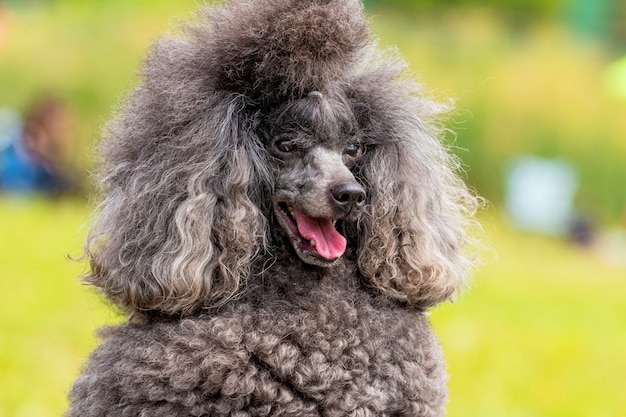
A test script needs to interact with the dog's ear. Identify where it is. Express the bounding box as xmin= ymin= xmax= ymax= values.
xmin=349 ymin=58 xmax=479 ymax=310
xmin=83 ymin=34 xmax=272 ymax=316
